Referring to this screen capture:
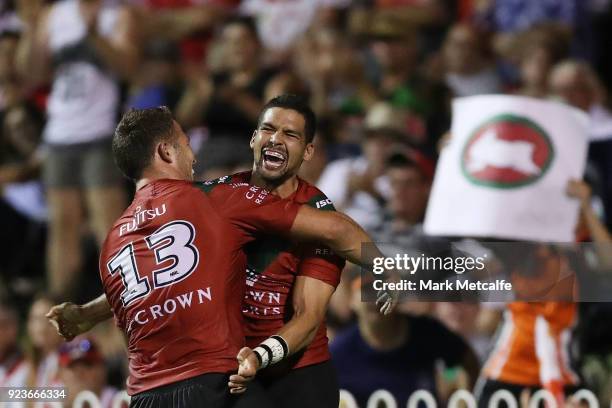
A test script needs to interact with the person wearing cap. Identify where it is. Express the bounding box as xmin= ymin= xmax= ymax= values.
xmin=58 ymin=337 xmax=123 ymax=408
xmin=366 ymin=146 xmax=450 ymax=318
xmin=317 ymin=102 xmax=408 ymax=231
xmin=378 ymin=148 xmax=434 ymax=234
